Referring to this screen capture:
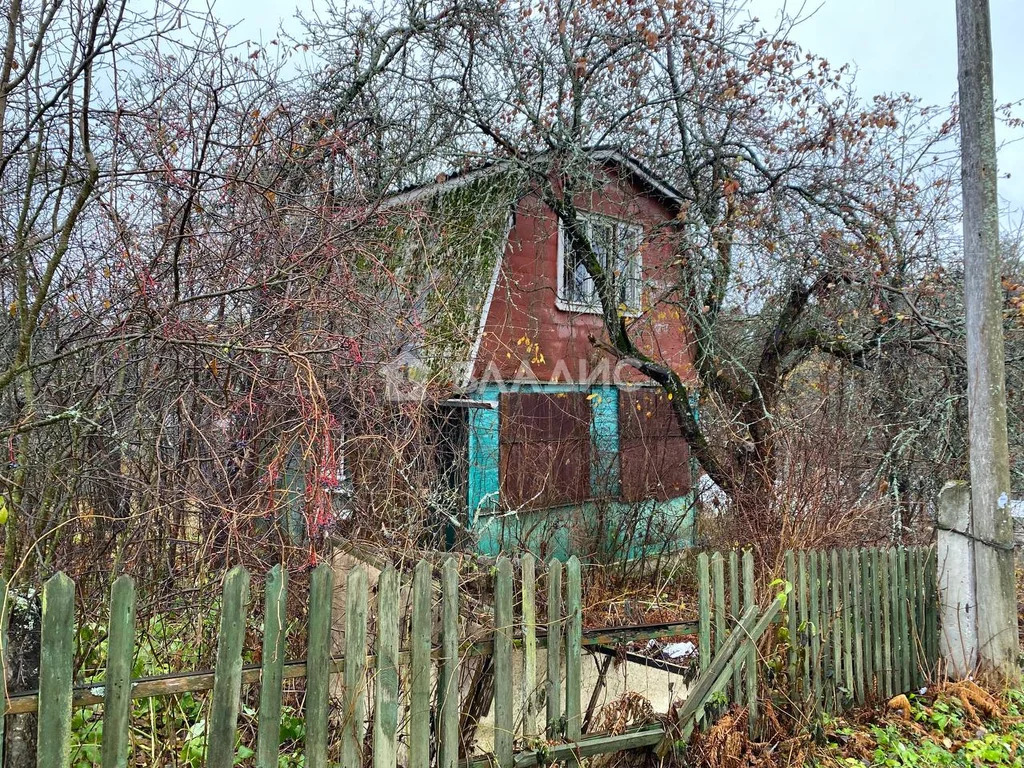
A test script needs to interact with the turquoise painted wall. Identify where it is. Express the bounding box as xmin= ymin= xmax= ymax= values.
xmin=466 ymin=383 xmax=695 ymax=559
